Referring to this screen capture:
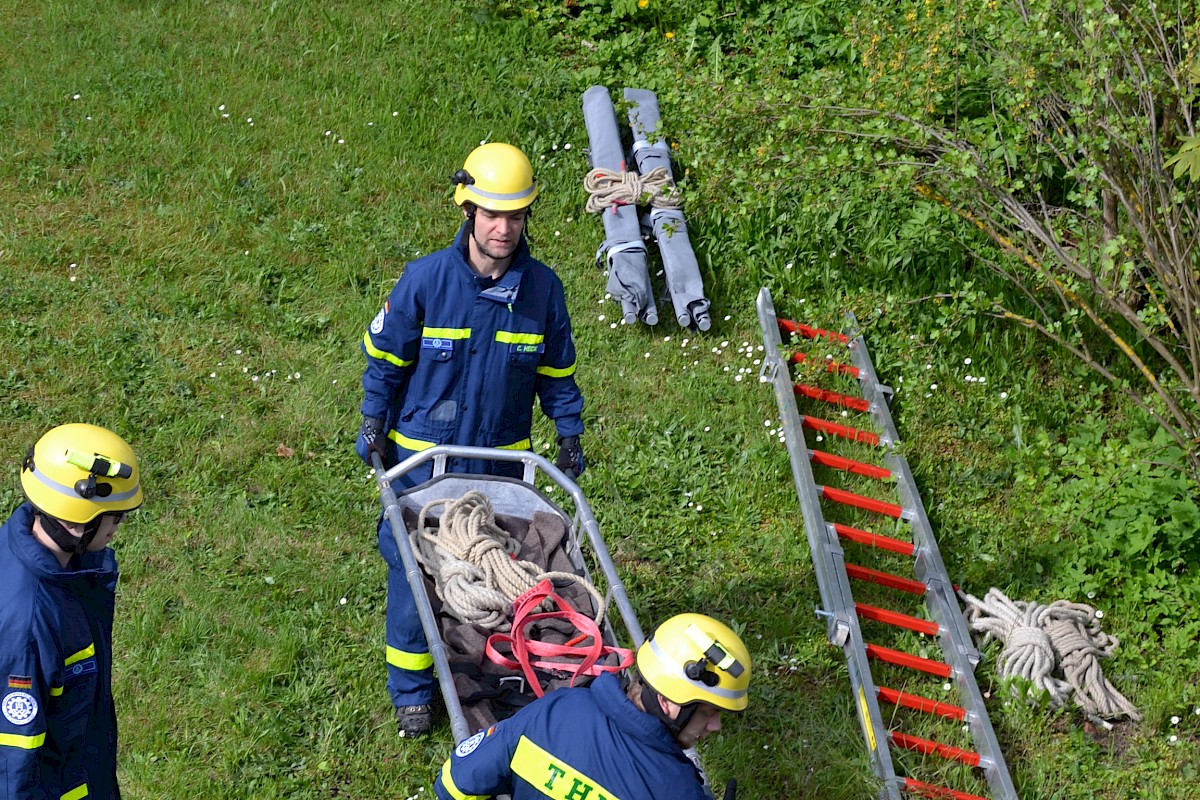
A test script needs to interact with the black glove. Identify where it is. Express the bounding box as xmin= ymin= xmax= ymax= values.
xmin=358 ymin=416 xmax=389 ymax=467
xmin=555 ymin=435 xmax=585 ymax=479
